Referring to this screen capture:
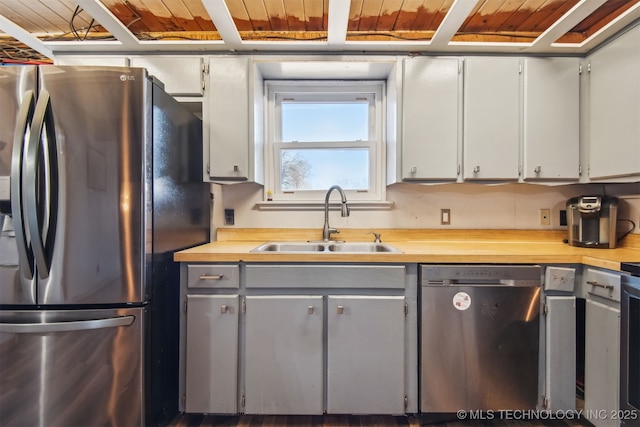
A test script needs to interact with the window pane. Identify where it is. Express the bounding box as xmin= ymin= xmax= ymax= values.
xmin=281 ymin=102 xmax=369 ymax=142
xmin=281 ymin=149 xmax=369 ymax=191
